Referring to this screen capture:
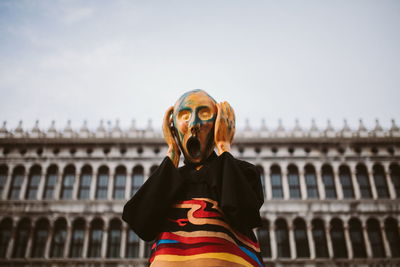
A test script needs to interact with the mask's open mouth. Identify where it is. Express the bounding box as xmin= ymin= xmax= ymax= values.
xmin=186 ymin=136 xmax=201 ymax=158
